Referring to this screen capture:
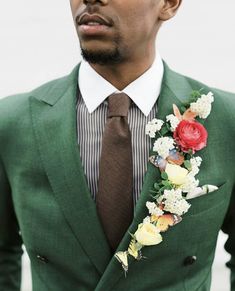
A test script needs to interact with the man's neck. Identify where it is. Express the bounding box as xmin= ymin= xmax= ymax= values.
xmin=89 ymin=53 xmax=156 ymax=91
